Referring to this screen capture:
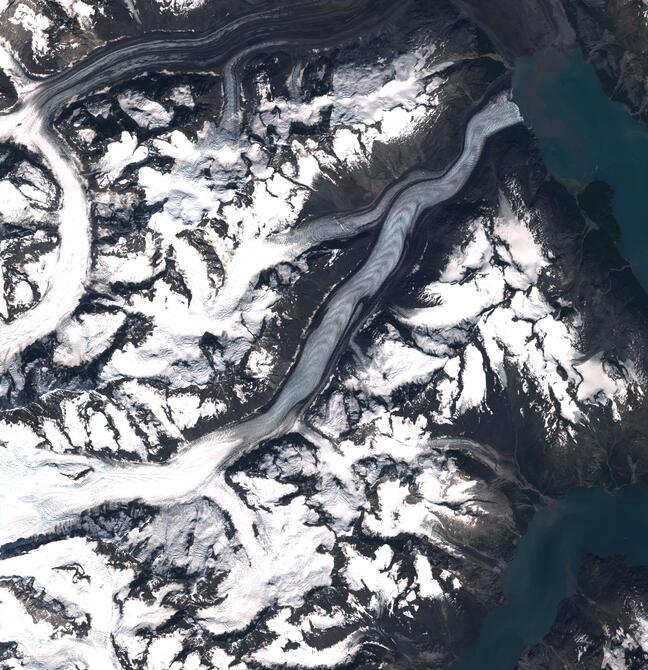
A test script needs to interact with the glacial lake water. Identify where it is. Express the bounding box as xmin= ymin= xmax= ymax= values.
xmin=452 ymin=48 xmax=648 ymax=669
xmin=512 ymin=48 xmax=648 ymax=287
xmin=453 ymin=485 xmax=648 ymax=670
